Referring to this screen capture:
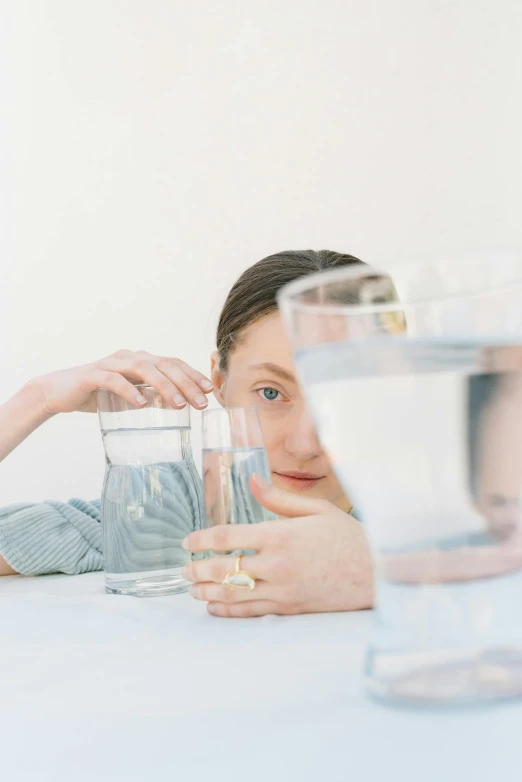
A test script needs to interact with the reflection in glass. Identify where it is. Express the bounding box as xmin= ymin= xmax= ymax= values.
xmin=279 ymin=256 xmax=522 ymax=704
xmin=202 ymin=407 xmax=276 ymax=554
